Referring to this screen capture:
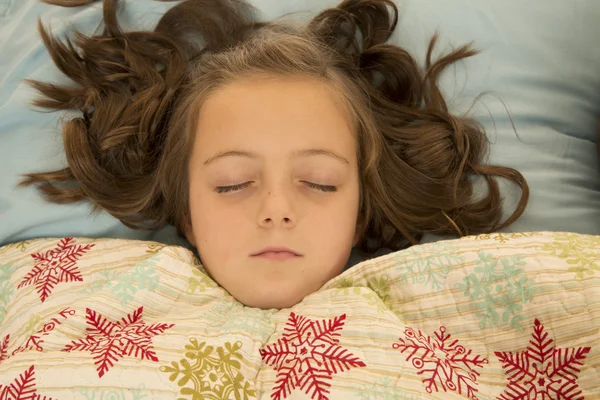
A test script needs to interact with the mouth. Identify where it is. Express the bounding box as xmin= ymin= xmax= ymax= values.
xmin=250 ymin=247 xmax=302 ymax=261
xmin=252 ymin=251 xmax=300 ymax=261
